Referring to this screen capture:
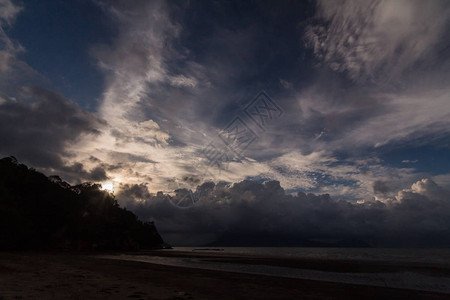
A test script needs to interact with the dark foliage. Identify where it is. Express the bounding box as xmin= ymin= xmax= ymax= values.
xmin=0 ymin=157 xmax=164 ymax=250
